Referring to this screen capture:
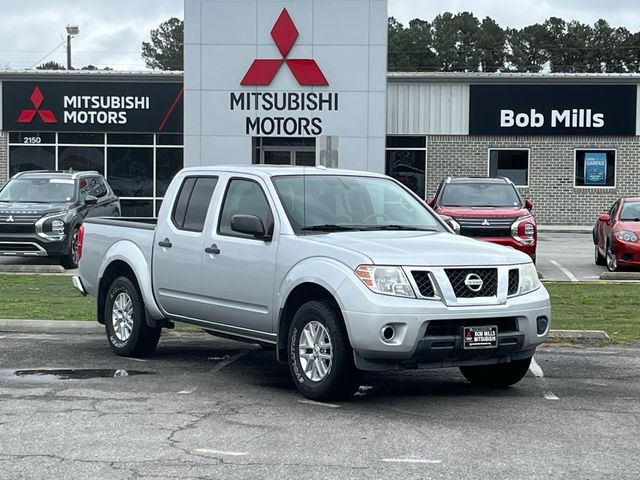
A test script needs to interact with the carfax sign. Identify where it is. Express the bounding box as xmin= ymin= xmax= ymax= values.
xmin=584 ymin=152 xmax=607 ymax=185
